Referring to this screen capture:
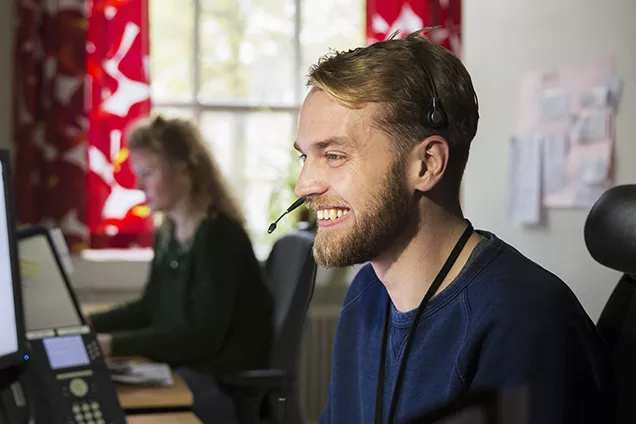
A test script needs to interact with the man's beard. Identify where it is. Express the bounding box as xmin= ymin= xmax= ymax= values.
xmin=312 ymin=159 xmax=415 ymax=268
